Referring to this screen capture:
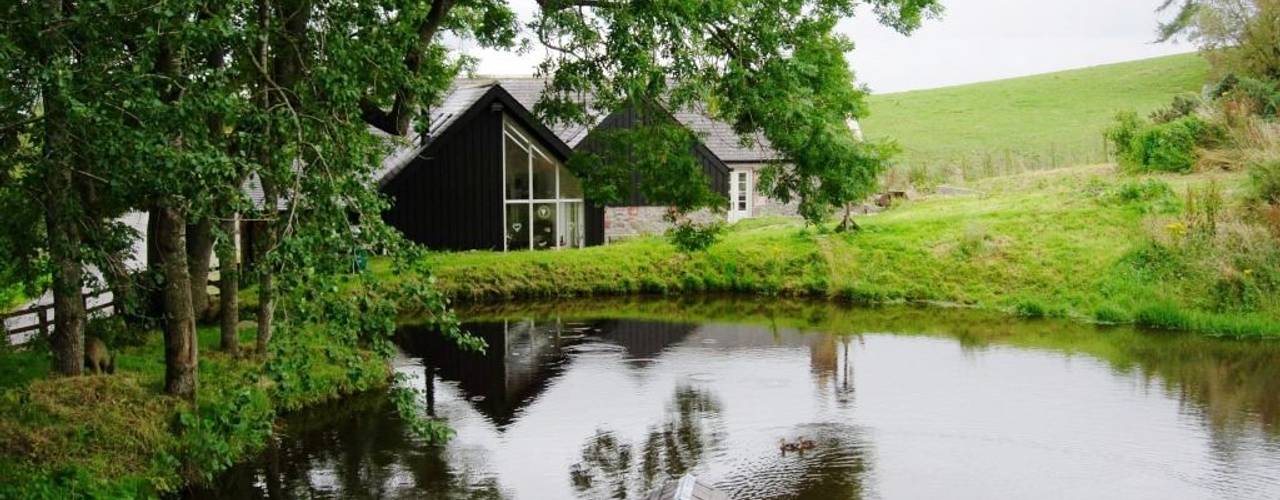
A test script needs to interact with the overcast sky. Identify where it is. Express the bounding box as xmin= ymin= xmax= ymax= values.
xmin=457 ymin=0 xmax=1193 ymax=94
